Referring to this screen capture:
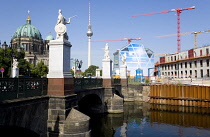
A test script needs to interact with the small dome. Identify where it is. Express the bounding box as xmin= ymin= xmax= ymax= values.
xmin=45 ymin=35 xmax=54 ymax=40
